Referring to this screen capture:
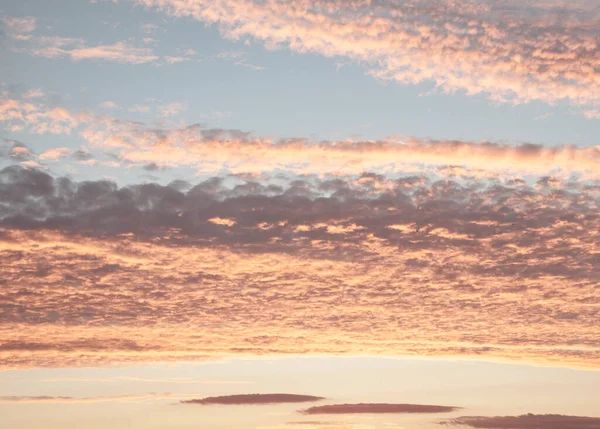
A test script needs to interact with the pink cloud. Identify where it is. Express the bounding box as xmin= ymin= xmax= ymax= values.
xmin=39 ymin=147 xmax=71 ymax=160
xmin=1 ymin=15 xmax=37 ymax=40
xmin=136 ymin=0 xmax=600 ymax=108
